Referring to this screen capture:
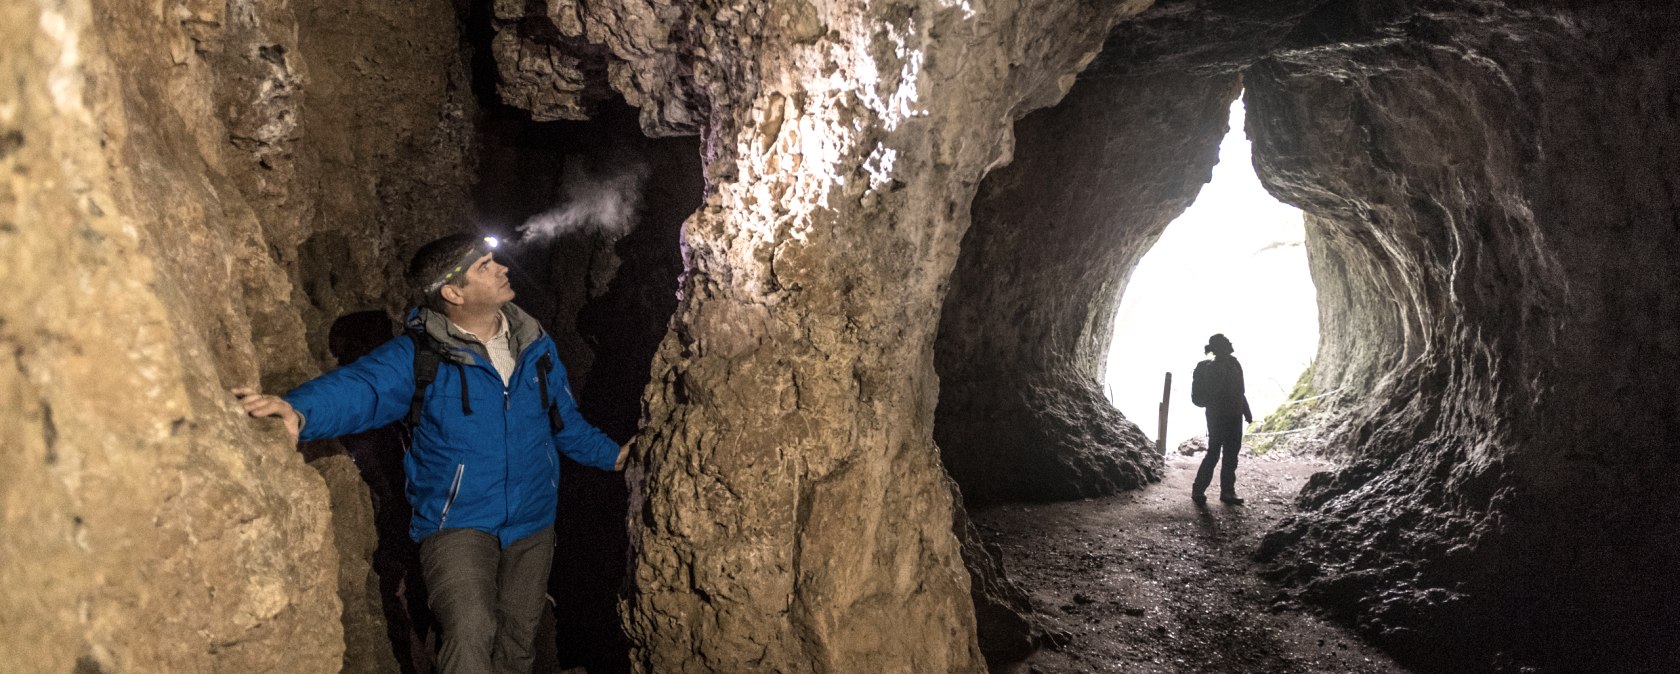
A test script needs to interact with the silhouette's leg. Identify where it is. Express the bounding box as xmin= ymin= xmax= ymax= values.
xmin=1221 ymin=425 xmax=1241 ymax=496
xmin=1193 ymin=416 xmax=1221 ymax=495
